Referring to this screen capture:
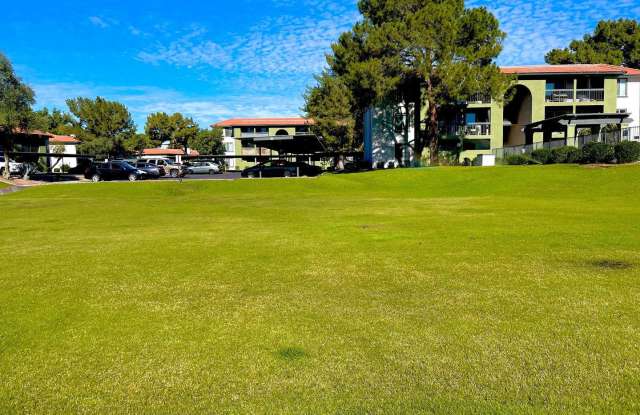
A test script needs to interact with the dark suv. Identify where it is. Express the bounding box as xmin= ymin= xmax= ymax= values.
xmin=85 ymin=161 xmax=148 ymax=182
xmin=241 ymin=160 xmax=322 ymax=178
